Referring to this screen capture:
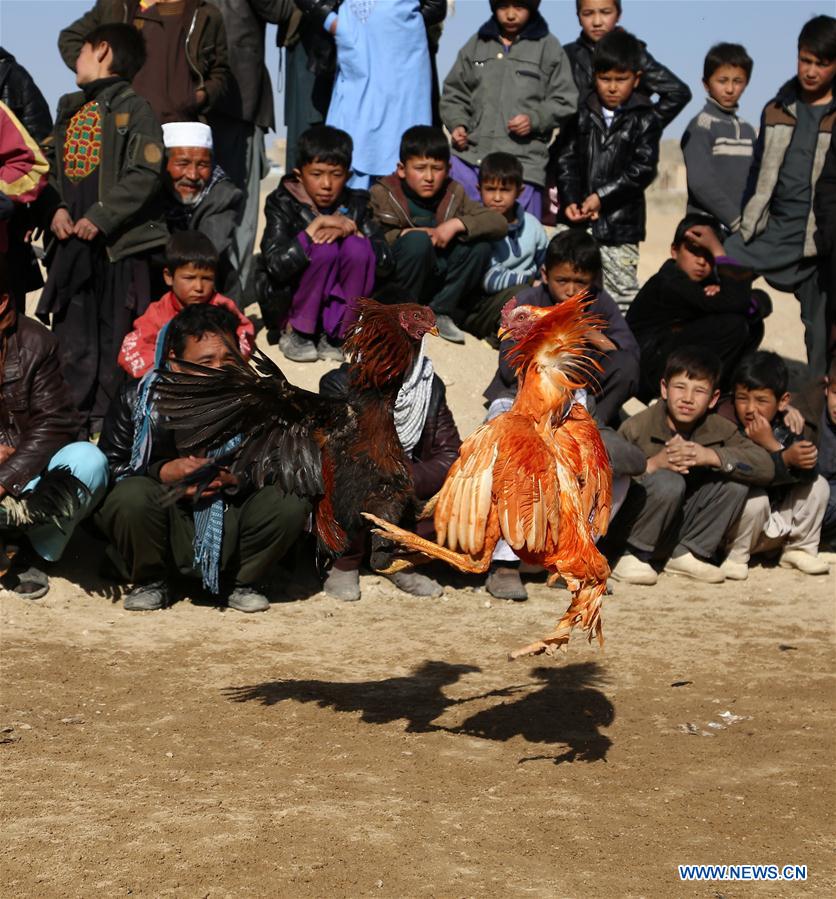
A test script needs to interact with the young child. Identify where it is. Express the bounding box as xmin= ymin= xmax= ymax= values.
xmin=462 ymin=152 xmax=549 ymax=342
xmin=554 ymin=29 xmax=662 ymax=313
xmin=610 ymin=346 xmax=774 ymax=585
xmin=724 ymin=15 xmax=836 ymax=376
xmin=370 ymin=125 xmax=507 ymax=344
xmin=260 ymin=125 xmax=390 ymax=362
xmin=812 ymin=359 xmax=836 ymax=544
xmin=37 ymin=23 xmax=168 ymax=436
xmin=722 ymin=352 xmax=830 ymax=578
xmin=681 ymin=43 xmax=757 ymax=232
xmin=628 ymin=214 xmax=770 ymax=401
xmin=563 ymin=0 xmax=691 ymax=128
xmin=118 ymin=231 xmax=254 ymax=379
xmin=441 ymin=0 xmax=577 ymax=219
xmin=484 ymin=228 xmax=639 ymax=427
